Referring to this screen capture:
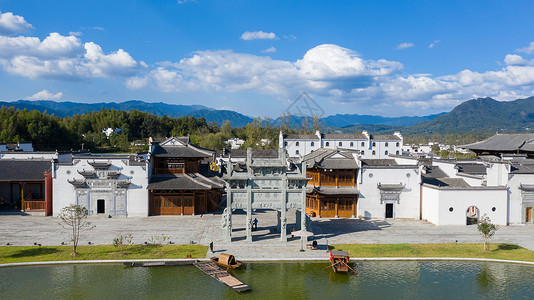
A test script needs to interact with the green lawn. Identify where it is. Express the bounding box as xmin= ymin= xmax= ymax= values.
xmin=0 ymin=244 xmax=208 ymax=264
xmin=330 ymin=243 xmax=534 ymax=262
